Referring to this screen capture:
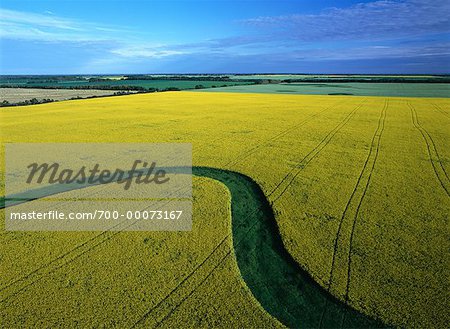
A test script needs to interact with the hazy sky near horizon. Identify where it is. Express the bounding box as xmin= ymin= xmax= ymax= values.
xmin=1 ymin=0 xmax=449 ymax=74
